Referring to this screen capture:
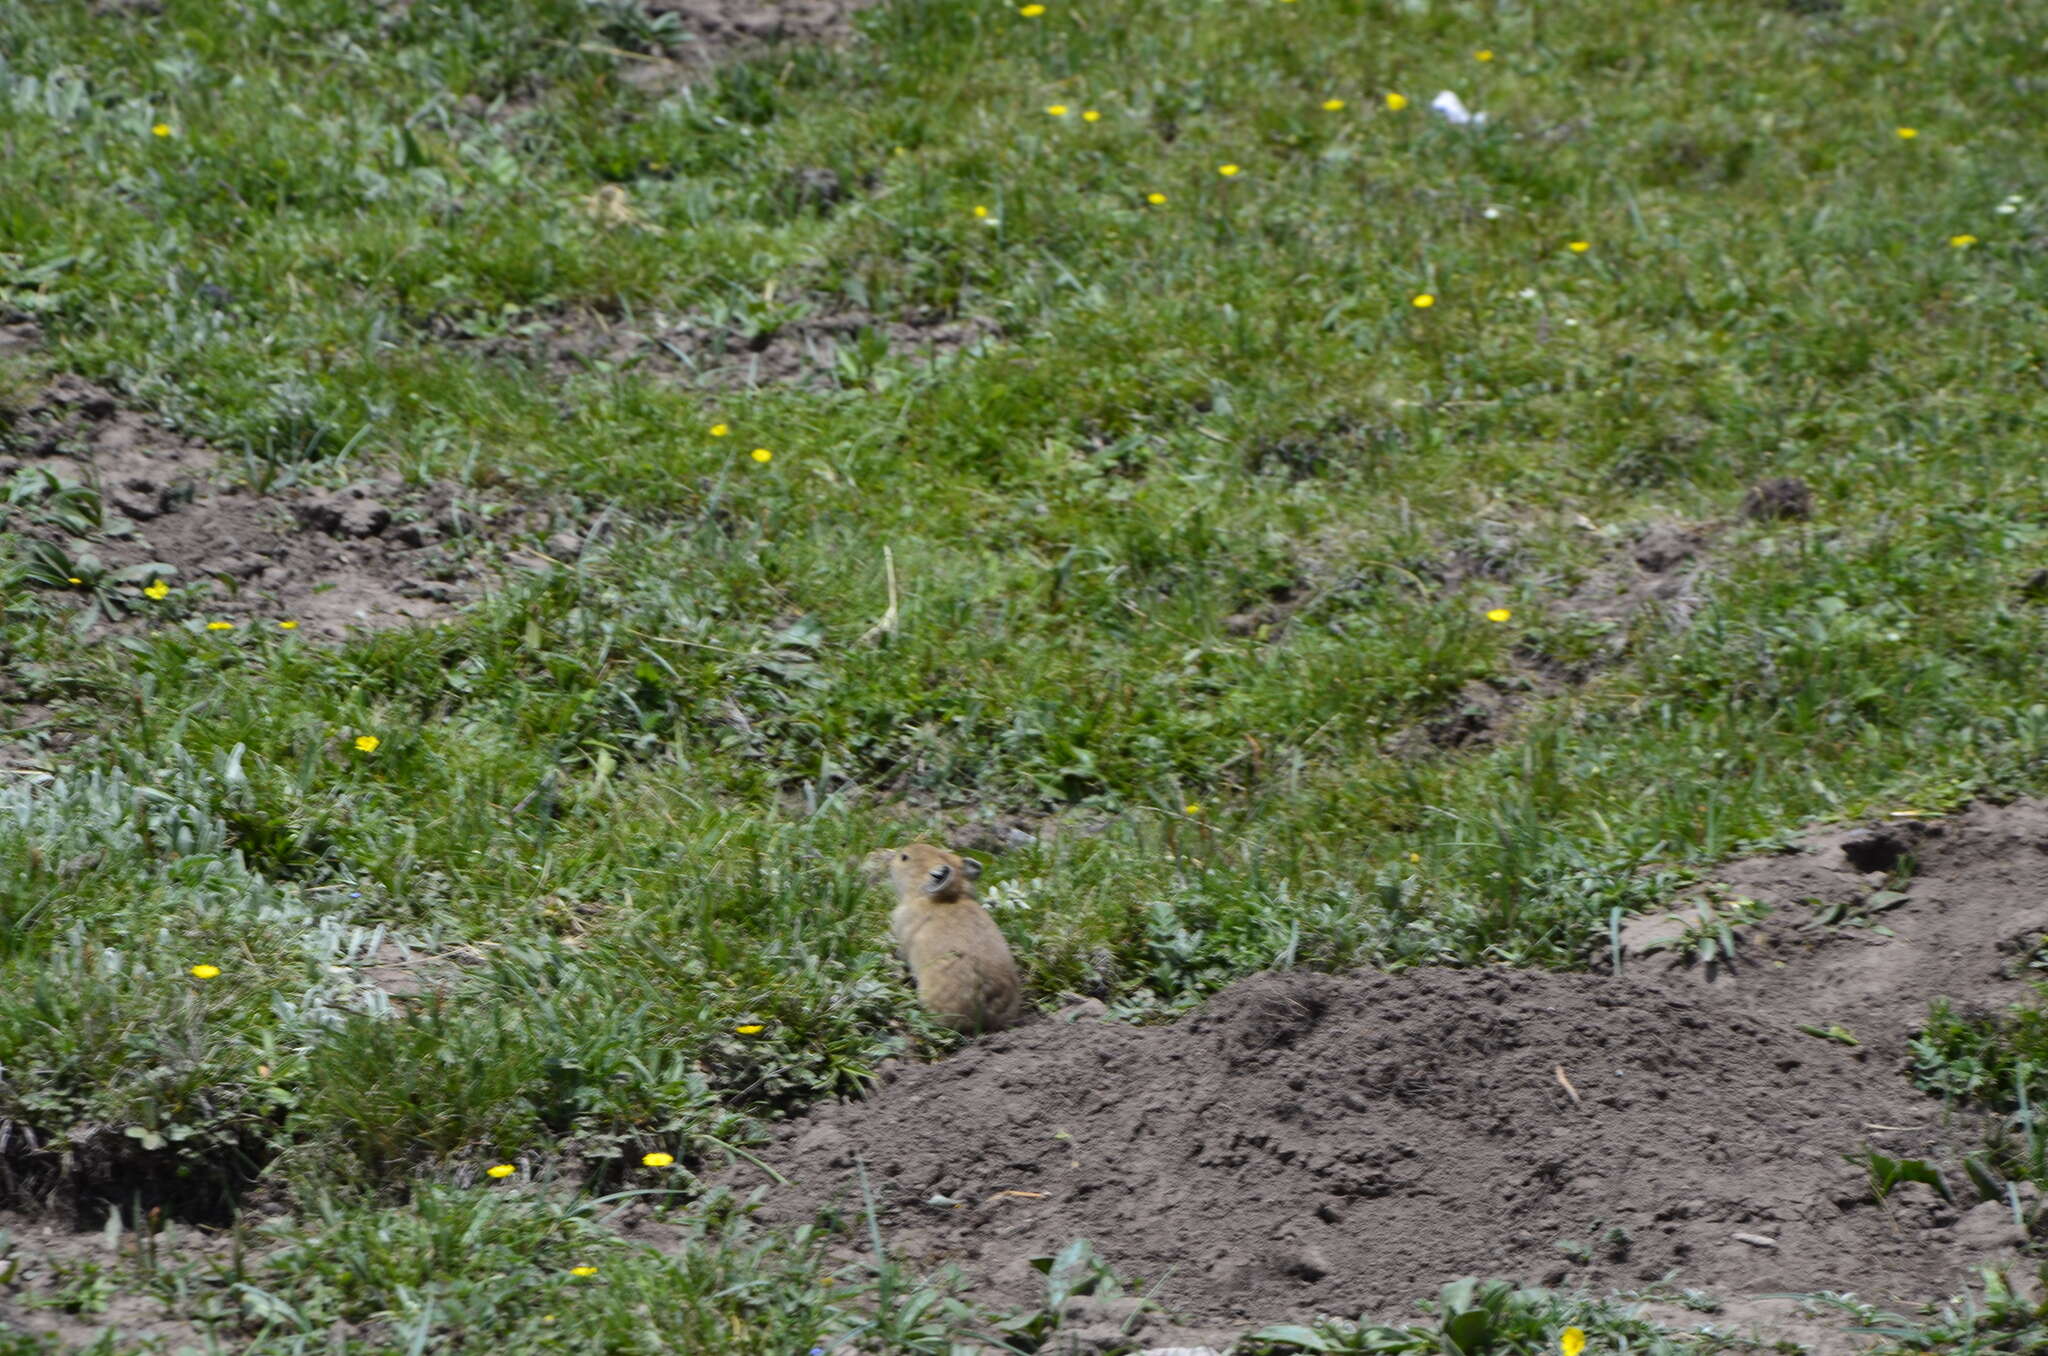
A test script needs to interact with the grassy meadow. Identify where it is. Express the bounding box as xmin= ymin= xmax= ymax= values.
xmin=3 ymin=0 xmax=2048 ymax=1348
